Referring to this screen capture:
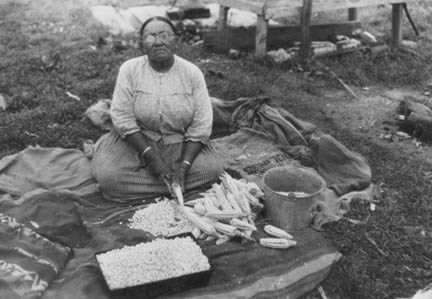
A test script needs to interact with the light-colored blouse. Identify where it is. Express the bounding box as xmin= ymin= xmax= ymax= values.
xmin=111 ymin=55 xmax=212 ymax=145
